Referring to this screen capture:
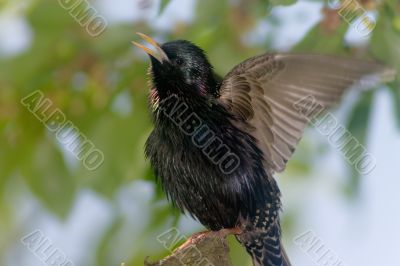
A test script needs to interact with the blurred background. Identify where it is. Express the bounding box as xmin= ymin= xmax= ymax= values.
xmin=1 ymin=0 xmax=399 ymax=265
